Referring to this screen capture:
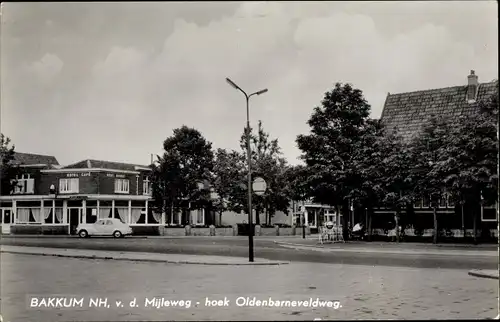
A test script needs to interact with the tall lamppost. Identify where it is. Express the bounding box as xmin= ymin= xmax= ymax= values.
xmin=226 ymin=77 xmax=268 ymax=262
